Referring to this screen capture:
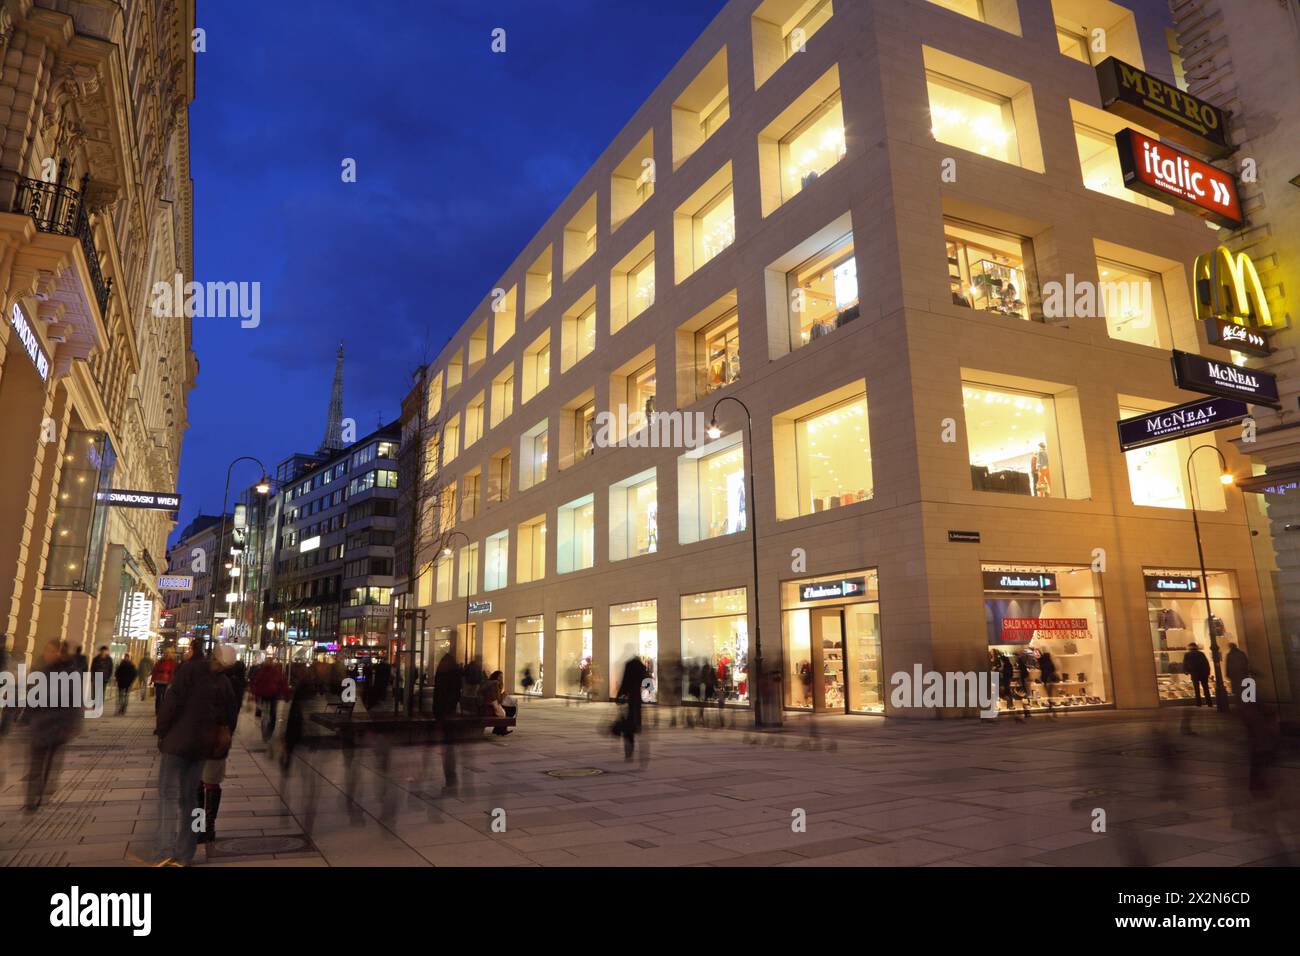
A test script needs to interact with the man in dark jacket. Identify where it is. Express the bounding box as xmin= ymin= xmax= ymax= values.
xmin=90 ymin=647 xmax=113 ymax=709
xmin=25 ymin=641 xmax=83 ymax=811
xmin=153 ymin=645 xmax=234 ymax=865
xmin=616 ymin=651 xmax=648 ymax=761
xmin=1225 ymin=643 xmax=1249 ymax=701
xmin=1183 ymin=642 xmax=1213 ymax=707
xmin=114 ymin=654 xmax=138 ymax=715
xmin=430 ymin=655 xmax=463 ymax=787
